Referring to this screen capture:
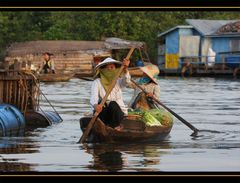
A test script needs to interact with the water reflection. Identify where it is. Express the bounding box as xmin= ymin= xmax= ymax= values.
xmin=0 ymin=137 xmax=39 ymax=154
xmin=83 ymin=143 xmax=125 ymax=172
xmin=0 ymin=137 xmax=39 ymax=171
xmin=0 ymin=157 xmax=34 ymax=172
xmin=83 ymin=141 xmax=172 ymax=172
xmin=0 ymin=77 xmax=239 ymax=171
